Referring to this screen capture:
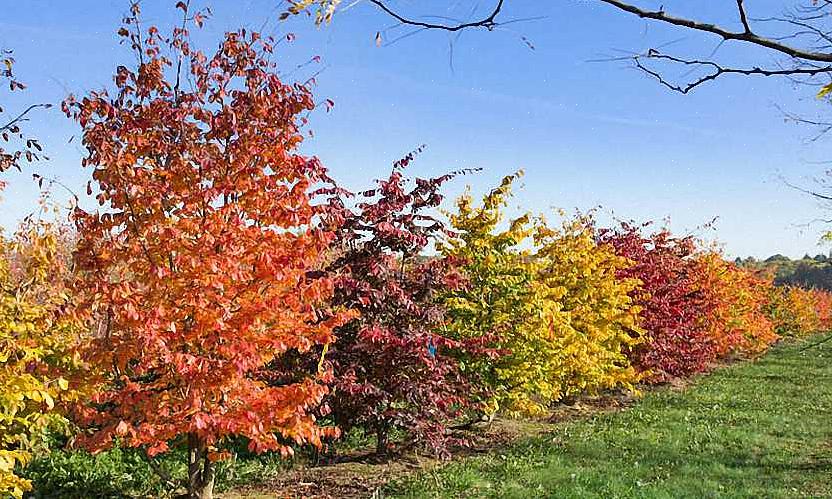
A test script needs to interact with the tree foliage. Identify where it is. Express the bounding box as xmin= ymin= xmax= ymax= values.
xmin=693 ymin=253 xmax=779 ymax=356
xmin=64 ymin=5 xmax=350 ymax=497
xmin=0 ymin=49 xmax=73 ymax=498
xmin=766 ymin=285 xmax=831 ymax=337
xmin=0 ymin=214 xmax=80 ymax=498
xmin=442 ymin=172 xmax=555 ymax=415
xmin=443 ymin=174 xmax=642 ymax=415
xmin=313 ymin=153 xmax=482 ymax=457
xmin=599 ymin=223 xmax=716 ymax=379
xmin=533 ymin=214 xmax=643 ymax=400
